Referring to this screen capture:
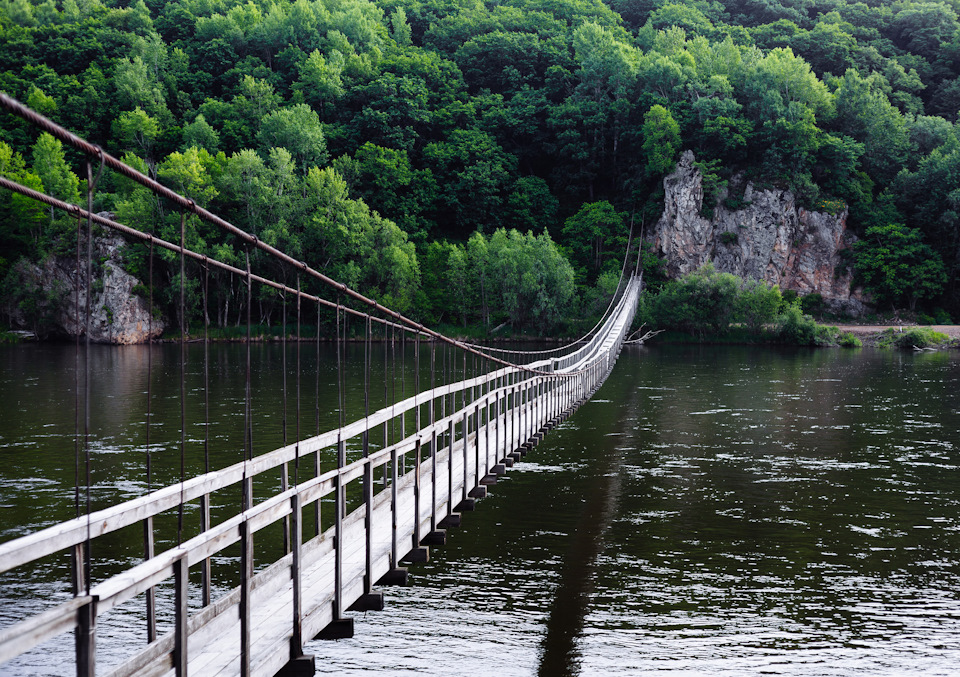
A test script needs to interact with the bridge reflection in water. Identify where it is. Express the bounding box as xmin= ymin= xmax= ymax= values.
xmin=0 ymin=92 xmax=642 ymax=677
